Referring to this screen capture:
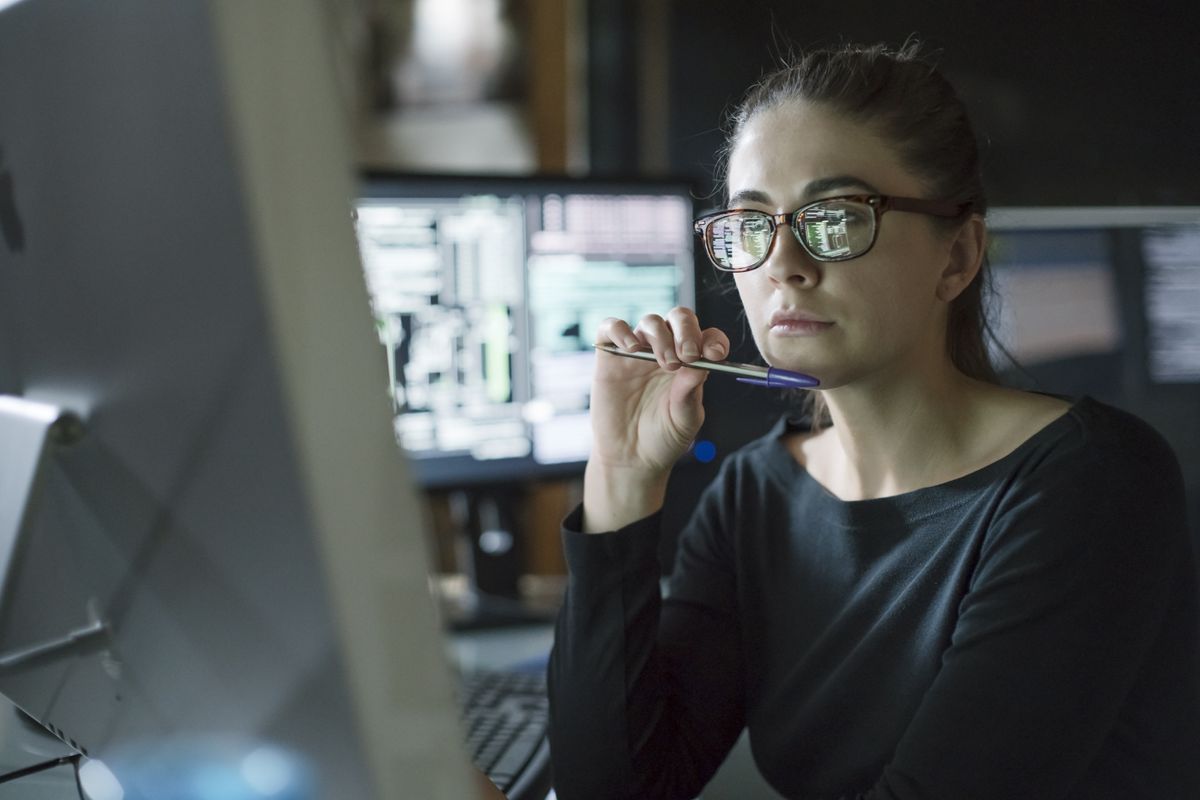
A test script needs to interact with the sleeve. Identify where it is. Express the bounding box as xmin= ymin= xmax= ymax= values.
xmin=862 ymin=422 xmax=1196 ymax=799
xmin=547 ymin=469 xmax=748 ymax=800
